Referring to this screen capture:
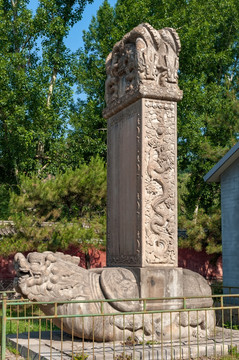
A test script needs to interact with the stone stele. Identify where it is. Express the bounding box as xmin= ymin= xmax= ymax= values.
xmin=14 ymin=23 xmax=214 ymax=342
xmin=104 ymin=23 xmax=182 ymax=270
